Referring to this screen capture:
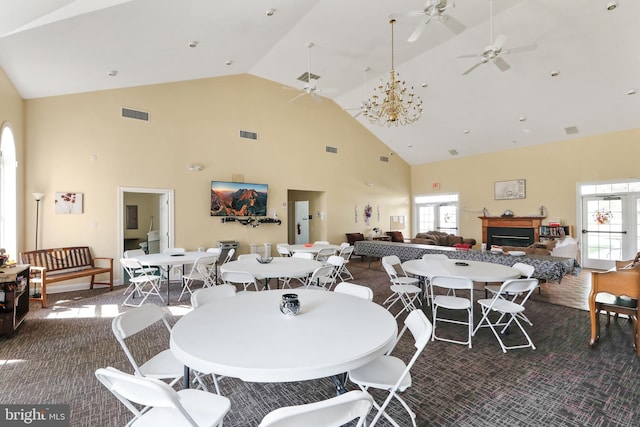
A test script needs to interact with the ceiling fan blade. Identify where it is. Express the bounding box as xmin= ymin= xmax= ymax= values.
xmin=493 ymin=56 xmax=511 ymax=72
xmin=457 ymin=53 xmax=480 ymax=59
xmin=408 ymin=18 xmax=430 ymax=42
xmin=441 ymin=15 xmax=465 ymax=34
xmin=352 ymin=110 xmax=363 ymax=118
xmin=504 ymin=43 xmax=538 ymax=55
xmin=289 ymin=91 xmax=307 ymax=102
xmin=311 ymin=93 xmax=324 ymax=103
xmin=462 ymin=62 xmax=484 ymax=76
xmin=388 ymin=11 xmax=423 ymax=19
